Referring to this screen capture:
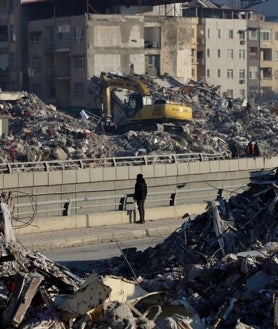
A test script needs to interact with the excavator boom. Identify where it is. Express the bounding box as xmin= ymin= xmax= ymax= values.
xmin=98 ymin=71 xmax=192 ymax=133
xmin=100 ymin=72 xmax=151 ymax=96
